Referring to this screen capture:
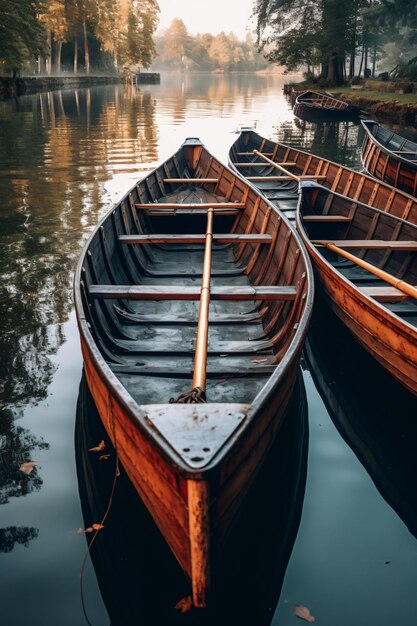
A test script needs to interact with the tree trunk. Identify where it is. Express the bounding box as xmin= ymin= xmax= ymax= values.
xmin=113 ymin=49 xmax=118 ymax=69
xmin=56 ymin=41 xmax=62 ymax=74
xmin=358 ymin=42 xmax=365 ymax=78
xmin=74 ymin=38 xmax=78 ymax=74
xmin=372 ymin=43 xmax=377 ymax=77
xmin=46 ymin=30 xmax=52 ymax=75
xmin=327 ymin=54 xmax=344 ymax=85
xmin=83 ymin=20 xmax=90 ymax=74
